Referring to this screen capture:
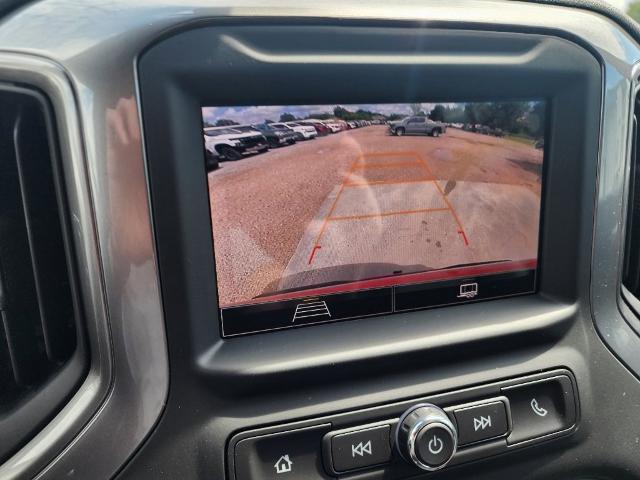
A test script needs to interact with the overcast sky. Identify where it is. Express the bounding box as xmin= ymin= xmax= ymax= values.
xmin=202 ymin=103 xmax=449 ymax=125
